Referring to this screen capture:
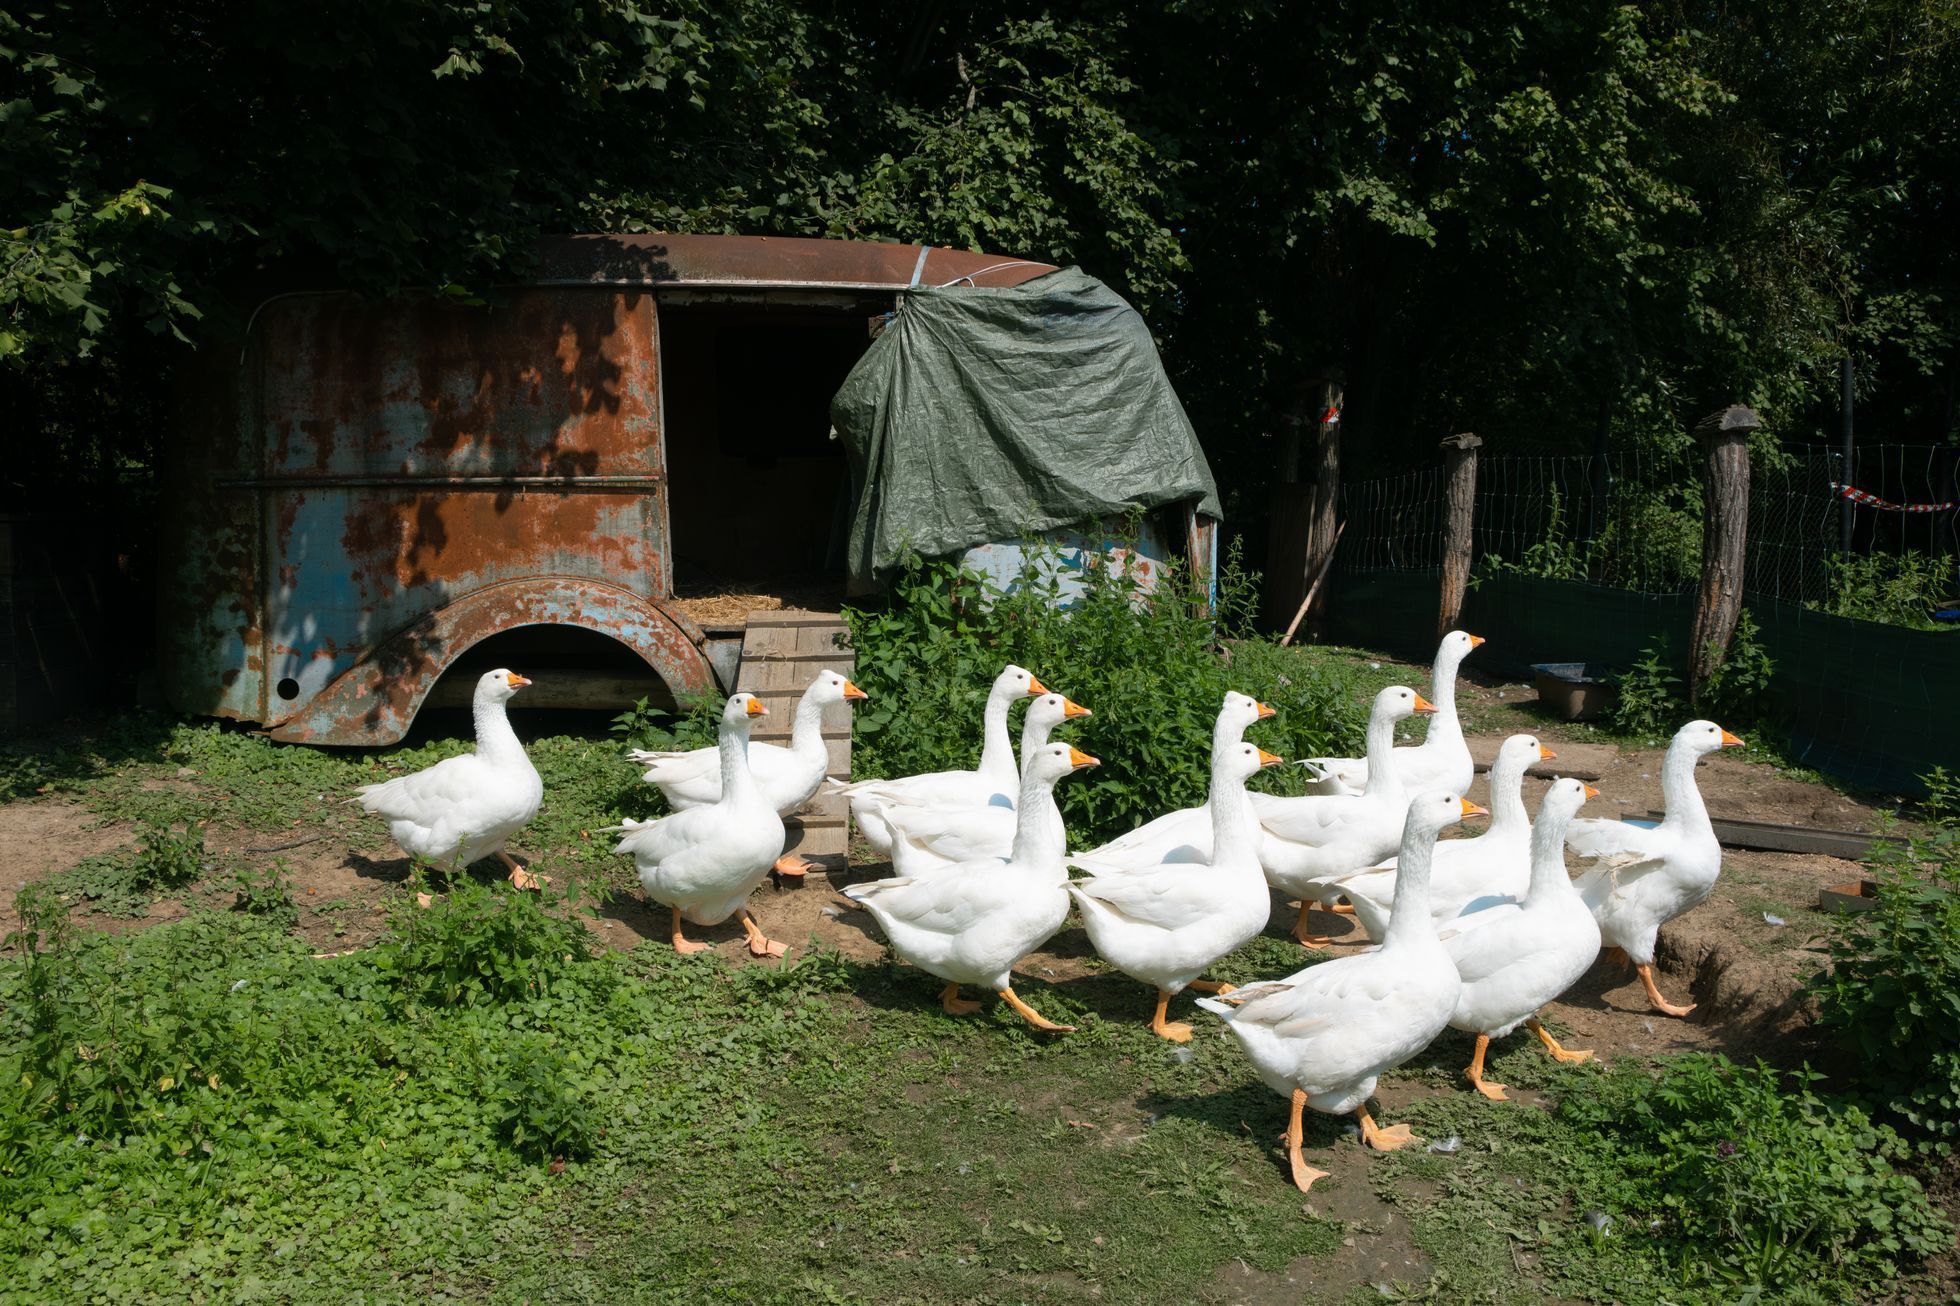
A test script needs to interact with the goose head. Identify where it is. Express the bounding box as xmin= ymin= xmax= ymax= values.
xmin=1221 ymin=740 xmax=1285 ymax=783
xmin=1406 ymin=788 xmax=1487 ymax=841
xmin=808 ymin=669 xmax=870 ymax=706
xmin=1676 ymin=719 xmax=1745 ymax=756
xmin=724 ymin=692 xmax=767 ymax=727
xmin=1026 ymin=692 xmax=1092 ymax=733
xmin=1437 ymin=630 xmax=1486 ymax=667
xmin=476 ymin=669 xmax=531 ymax=704
xmin=1220 ymin=690 xmax=1277 ymax=729
xmin=995 ymin=664 xmax=1049 ymax=700
xmin=1493 ymin=733 xmax=1554 ymax=774
xmin=1539 ymin=775 xmax=1599 ymax=822
xmin=1373 ymin=684 xmax=1436 ymax=723
xmin=1025 ymin=741 xmax=1100 ymax=785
